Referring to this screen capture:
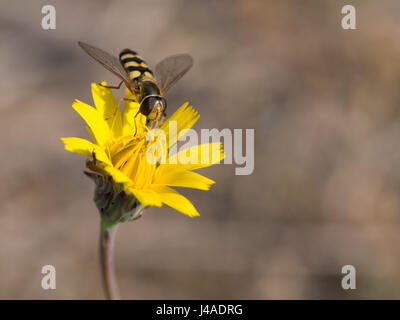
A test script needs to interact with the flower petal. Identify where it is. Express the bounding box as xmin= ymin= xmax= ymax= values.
xmin=103 ymin=164 xmax=132 ymax=184
xmin=91 ymin=82 xmax=123 ymax=139
xmin=60 ymin=137 xmax=111 ymax=165
xmin=121 ymin=88 xmax=147 ymax=136
xmin=167 ymin=142 xmax=225 ymax=171
xmin=130 ymin=188 xmax=162 ymax=207
xmin=85 ymin=126 xmax=96 ymax=141
xmin=160 ymin=102 xmax=200 ymax=147
xmin=72 ymin=99 xmax=110 ymax=146
xmin=153 ymin=169 xmax=215 ymax=190
xmin=151 ymin=186 xmax=199 ymax=217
